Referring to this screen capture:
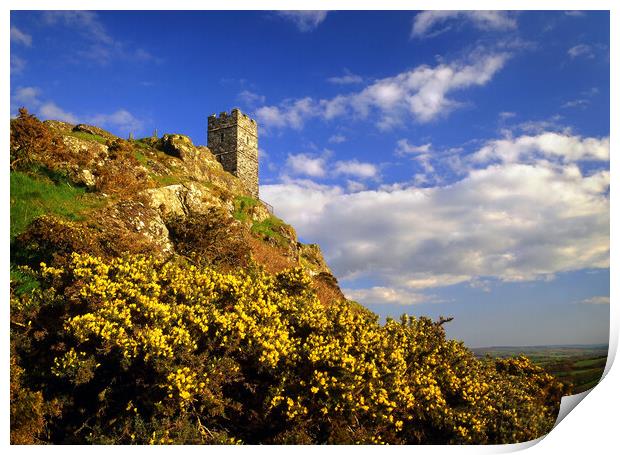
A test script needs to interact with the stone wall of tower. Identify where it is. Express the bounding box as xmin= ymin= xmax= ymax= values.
xmin=207 ymin=109 xmax=259 ymax=198
xmin=234 ymin=111 xmax=258 ymax=199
